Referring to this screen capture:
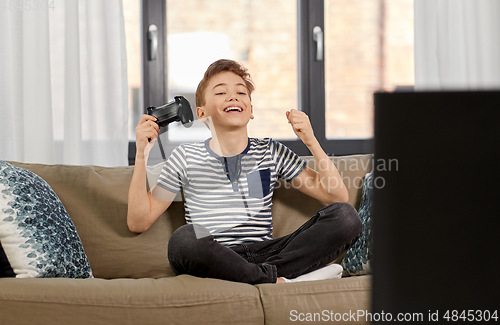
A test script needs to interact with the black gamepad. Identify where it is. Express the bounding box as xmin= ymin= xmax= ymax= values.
xmin=147 ymin=96 xmax=194 ymax=128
